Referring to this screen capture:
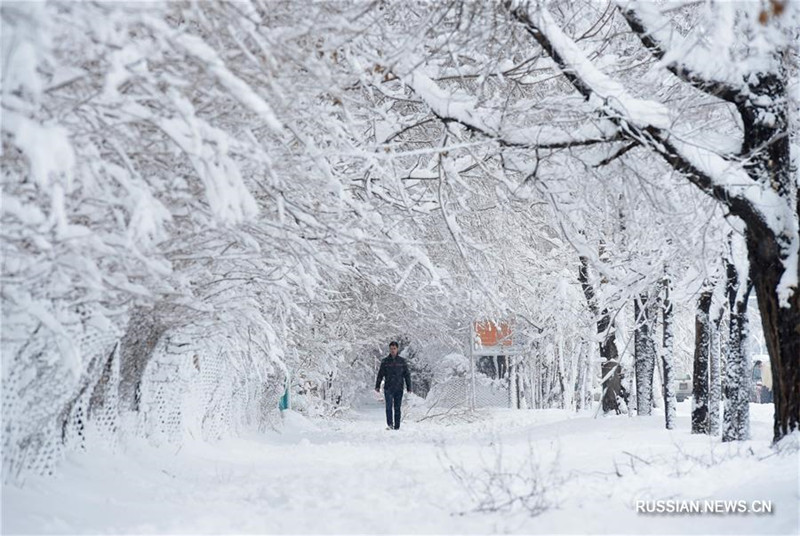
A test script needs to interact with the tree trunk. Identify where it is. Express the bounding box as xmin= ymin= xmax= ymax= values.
xmin=599 ymin=316 xmax=622 ymax=413
xmin=723 ymin=251 xmax=752 ymax=442
xmin=692 ymin=287 xmax=713 ymax=434
xmin=747 ymin=229 xmax=800 ymax=443
xmin=709 ymin=303 xmax=724 ymax=436
xmin=575 ymin=341 xmax=590 ymax=411
xmin=601 ymin=360 xmax=622 ymax=414
xmin=578 ymin=256 xmax=622 ymax=414
xmin=508 ymin=356 xmax=518 ymax=409
xmin=634 ymin=293 xmax=657 ymax=416
xmin=739 ymin=71 xmax=798 ymax=443
xmin=556 ymin=339 xmax=566 ymax=409
xmin=662 ymin=277 xmax=676 ymax=430
xmin=118 ymin=308 xmax=166 ymax=412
